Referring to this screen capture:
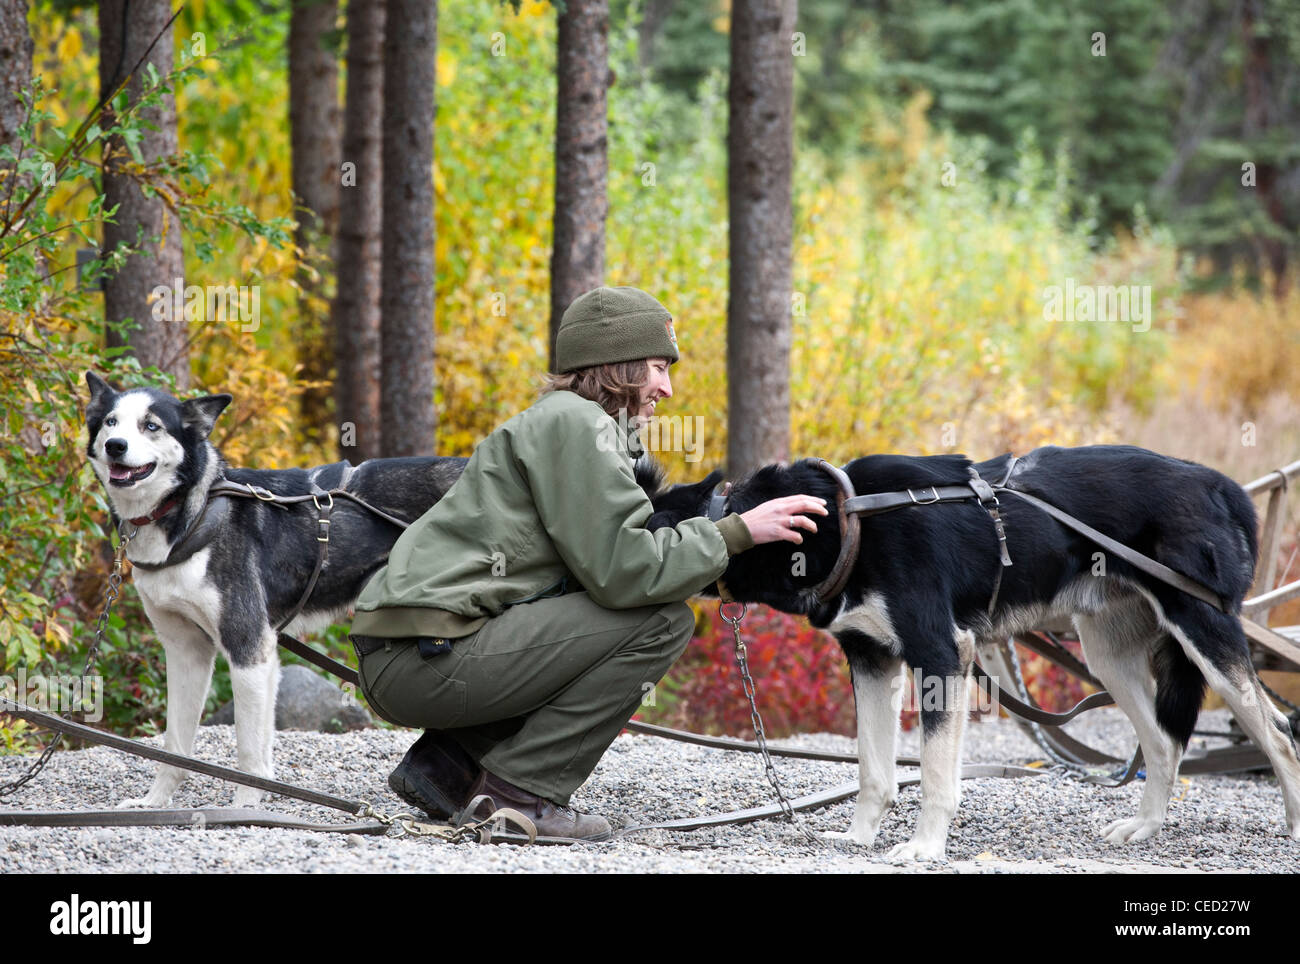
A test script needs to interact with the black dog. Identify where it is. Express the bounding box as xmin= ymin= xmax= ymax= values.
xmin=646 ymin=445 xmax=1300 ymax=859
